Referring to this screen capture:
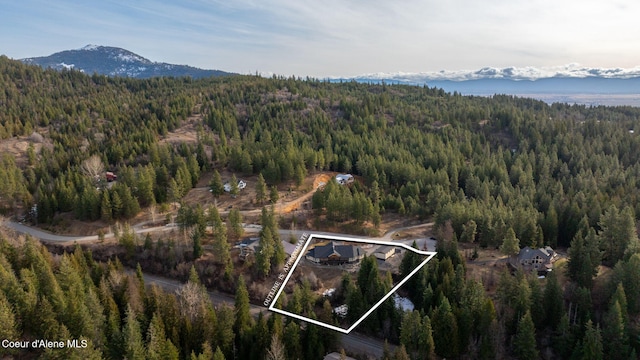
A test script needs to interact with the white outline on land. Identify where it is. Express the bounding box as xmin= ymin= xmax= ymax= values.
xmin=268 ymin=233 xmax=437 ymax=334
